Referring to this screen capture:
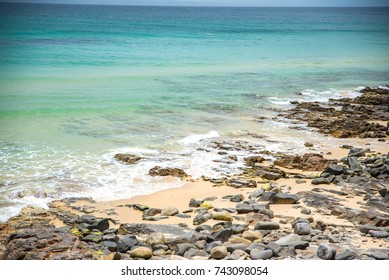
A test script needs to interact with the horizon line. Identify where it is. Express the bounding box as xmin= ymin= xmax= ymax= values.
xmin=1 ymin=2 xmax=388 ymax=8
